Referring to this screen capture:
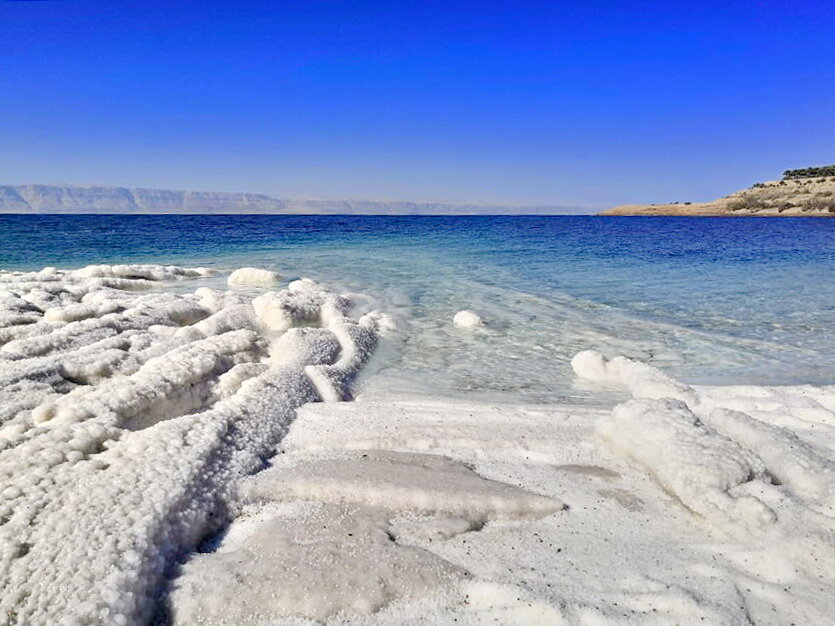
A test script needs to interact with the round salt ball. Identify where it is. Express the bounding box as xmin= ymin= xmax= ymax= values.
xmin=227 ymin=267 xmax=282 ymax=288
xmin=570 ymin=350 xmax=608 ymax=380
xmin=453 ymin=310 xmax=483 ymax=329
